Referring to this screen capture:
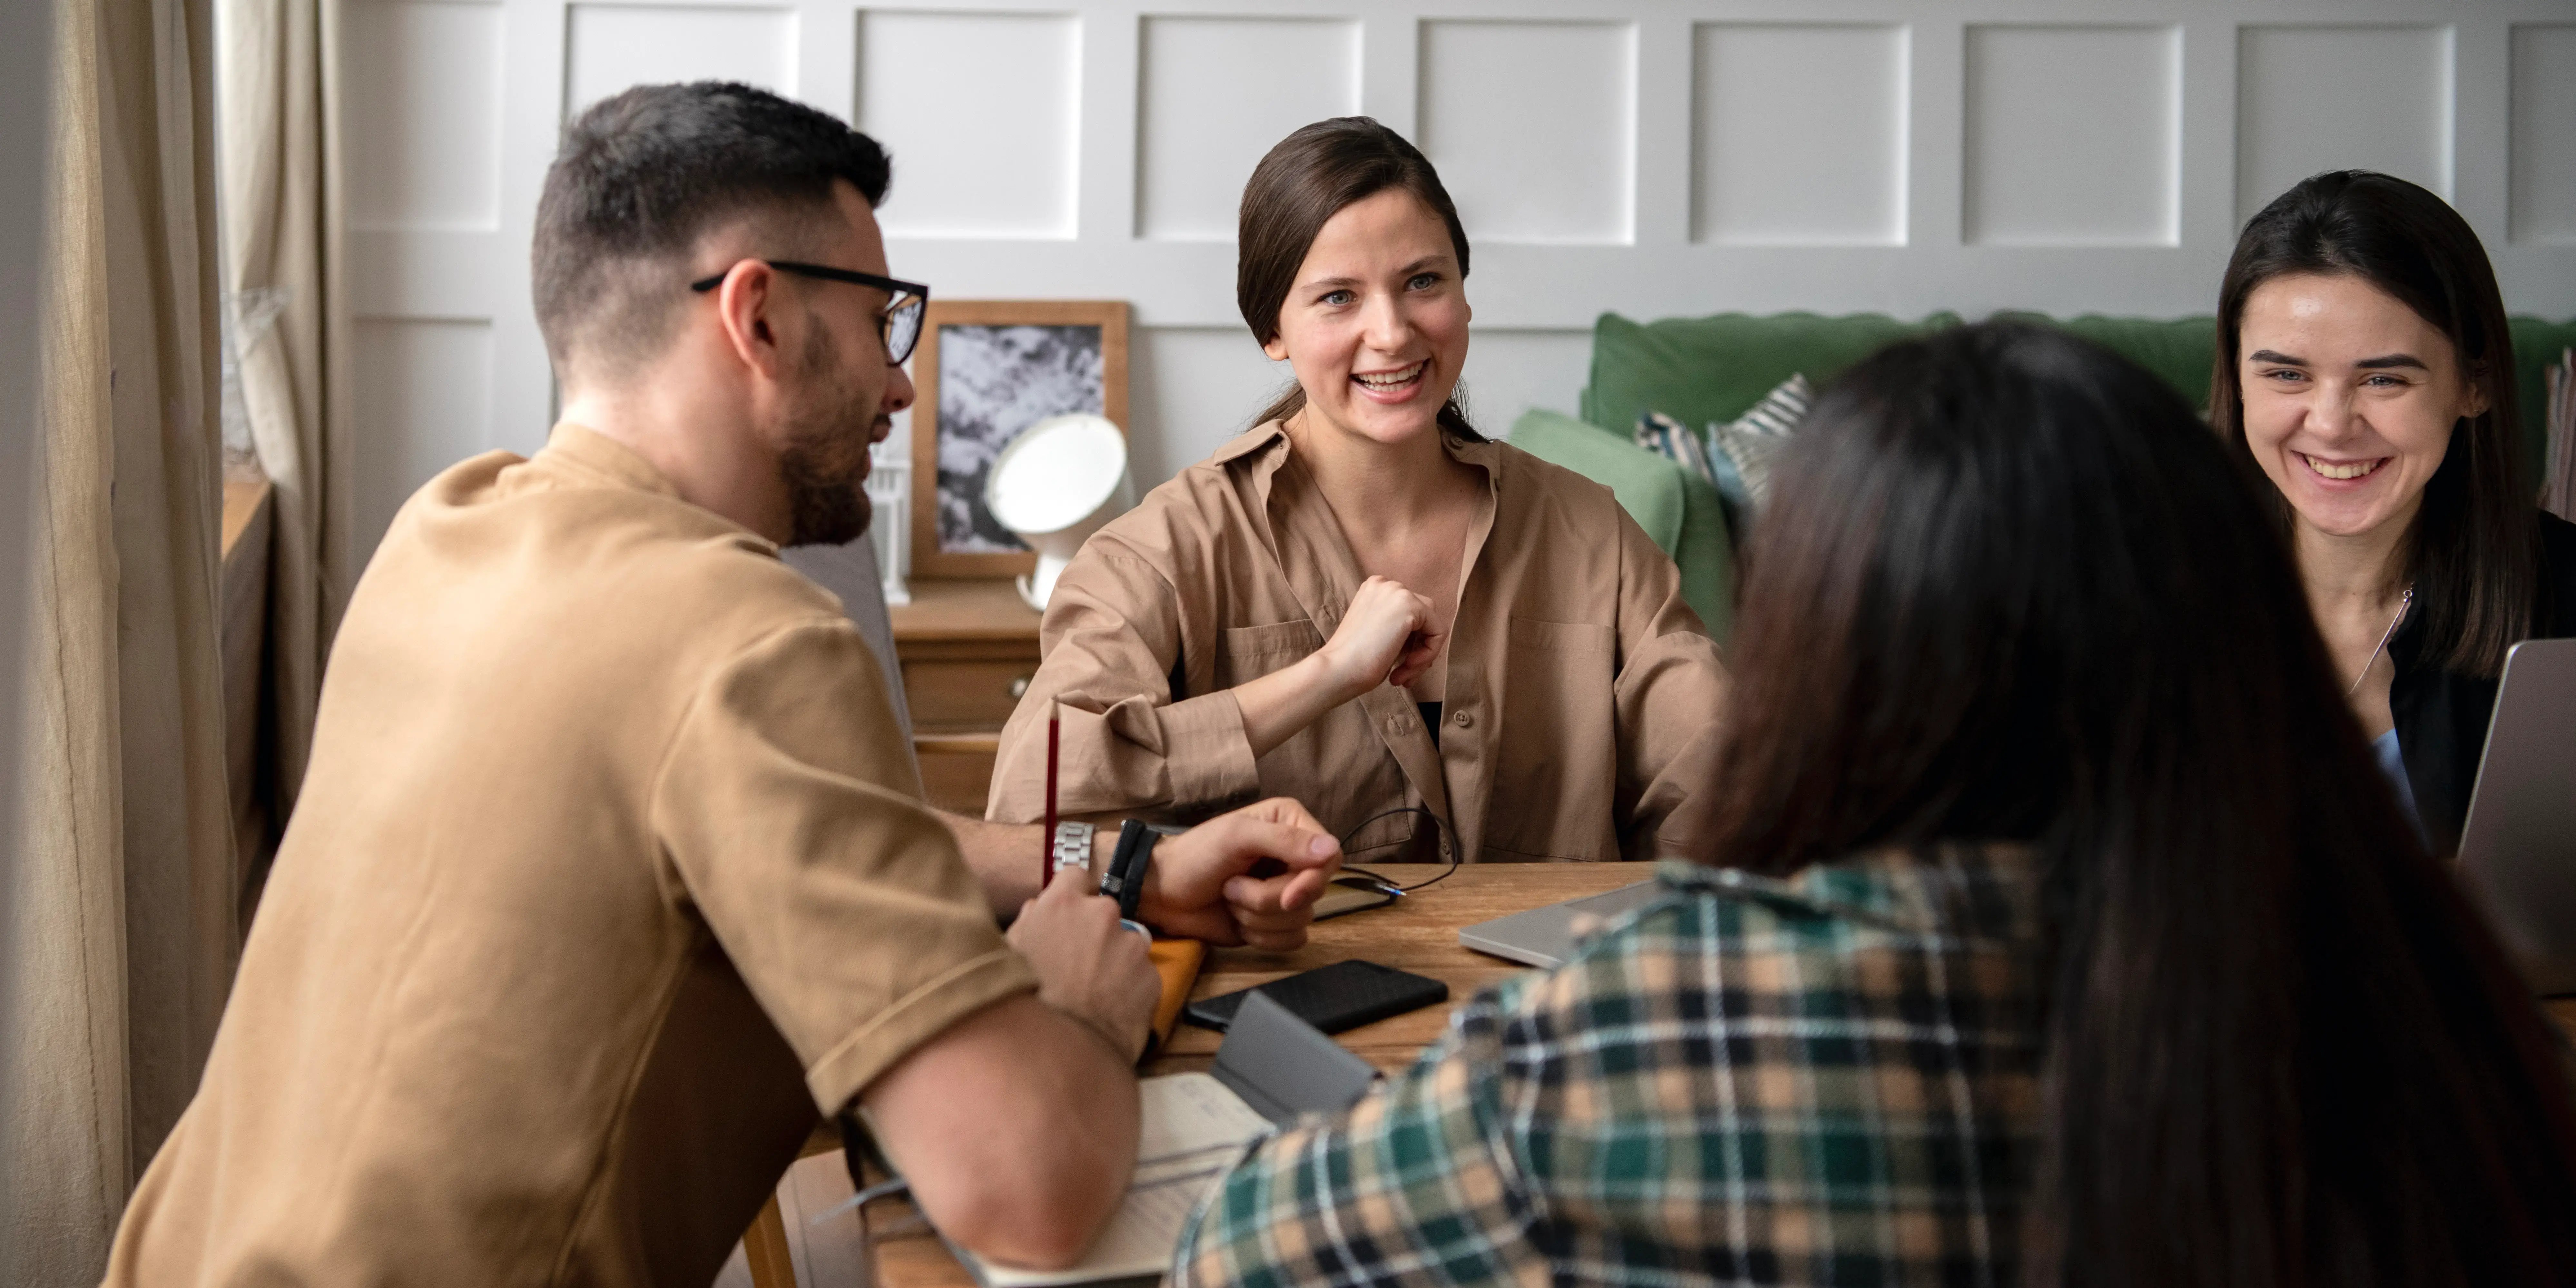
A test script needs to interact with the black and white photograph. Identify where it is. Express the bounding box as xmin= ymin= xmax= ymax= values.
xmin=910 ymin=300 xmax=1130 ymax=577
xmin=932 ymin=323 xmax=1104 ymax=554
